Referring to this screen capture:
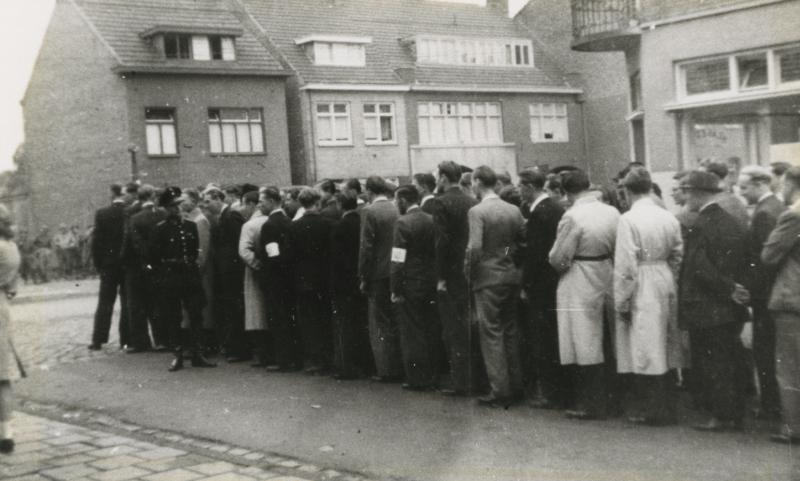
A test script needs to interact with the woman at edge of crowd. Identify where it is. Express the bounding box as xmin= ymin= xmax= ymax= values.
xmin=0 ymin=205 xmax=21 ymax=454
